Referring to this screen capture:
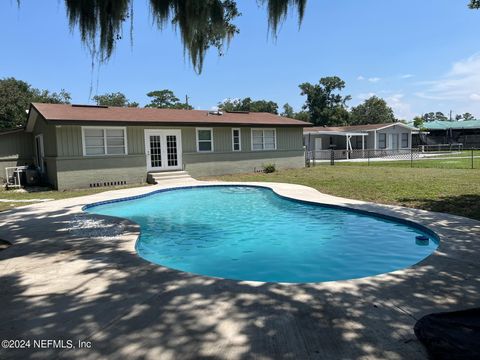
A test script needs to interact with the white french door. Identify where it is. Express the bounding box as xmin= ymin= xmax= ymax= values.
xmin=389 ymin=134 xmax=399 ymax=150
xmin=144 ymin=130 xmax=182 ymax=171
